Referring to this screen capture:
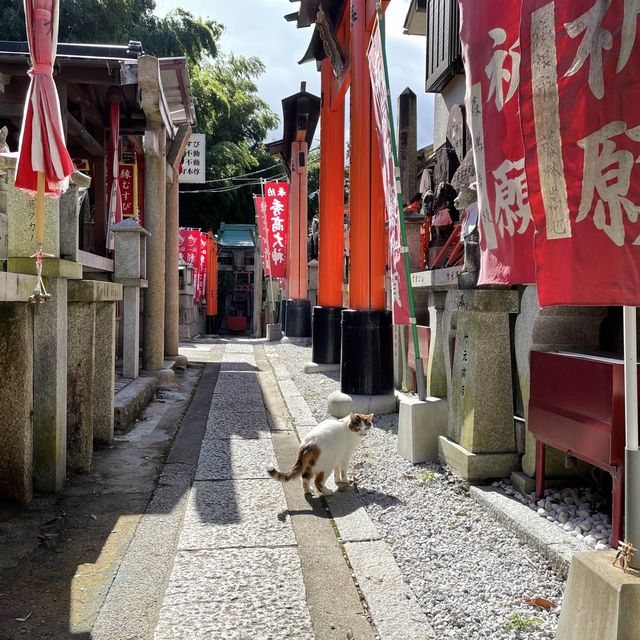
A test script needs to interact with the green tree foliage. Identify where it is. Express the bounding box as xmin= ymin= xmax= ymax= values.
xmin=0 ymin=0 xmax=278 ymax=231
xmin=181 ymin=55 xmax=282 ymax=230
